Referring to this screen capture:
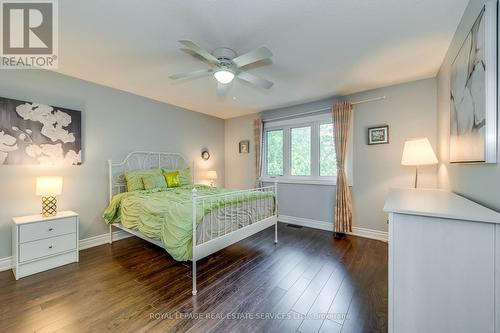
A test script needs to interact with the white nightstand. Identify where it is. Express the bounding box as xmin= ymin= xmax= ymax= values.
xmin=12 ymin=211 xmax=79 ymax=280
